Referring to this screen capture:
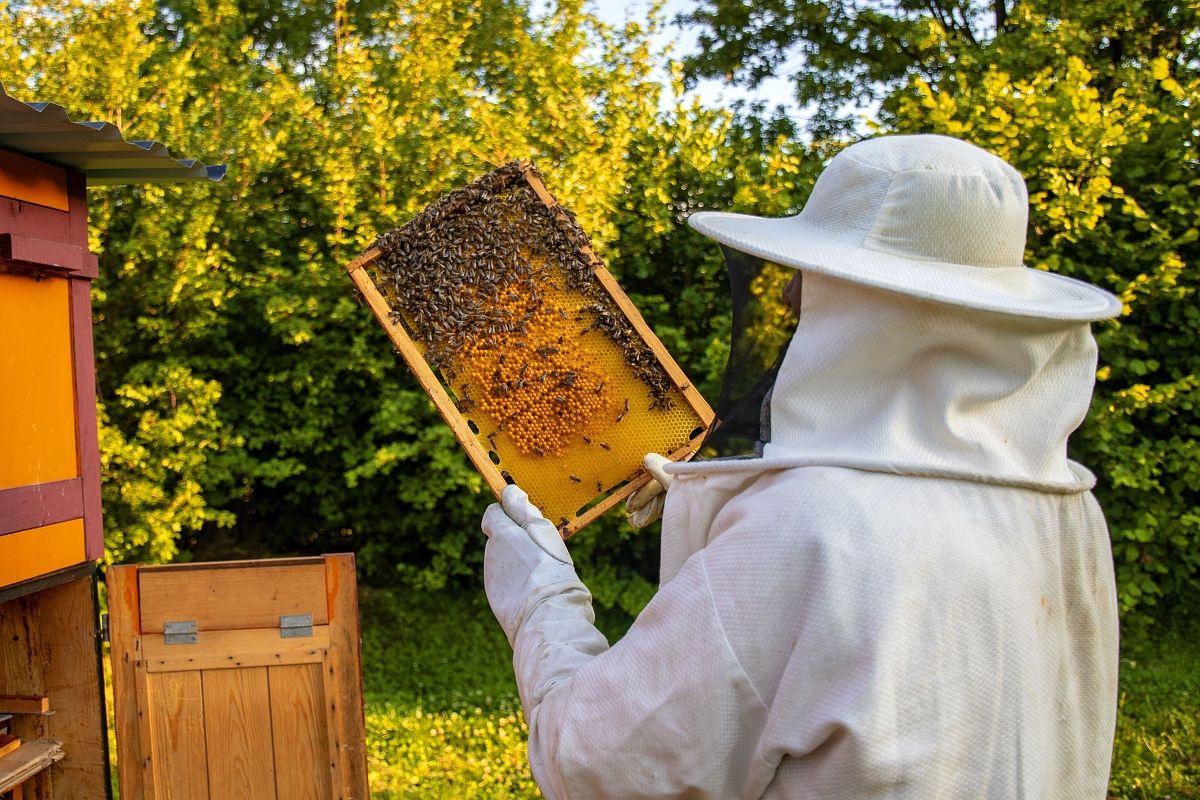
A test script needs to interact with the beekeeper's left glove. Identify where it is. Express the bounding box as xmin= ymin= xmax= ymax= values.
xmin=482 ymin=484 xmax=582 ymax=645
